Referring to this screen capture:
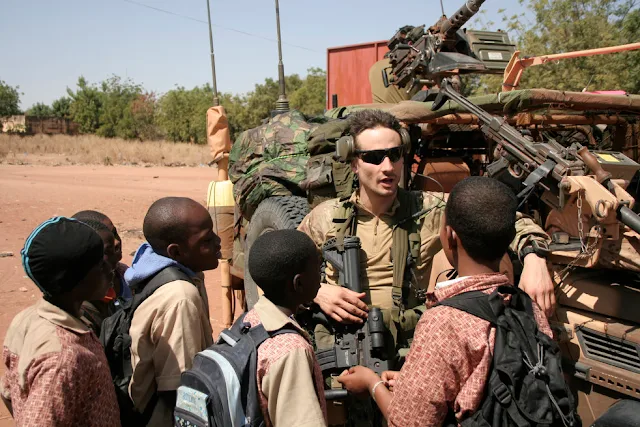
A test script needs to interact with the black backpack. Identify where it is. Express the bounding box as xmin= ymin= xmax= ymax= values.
xmin=100 ymin=266 xmax=191 ymax=427
xmin=439 ymin=285 xmax=581 ymax=427
xmin=173 ymin=312 xmax=301 ymax=427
